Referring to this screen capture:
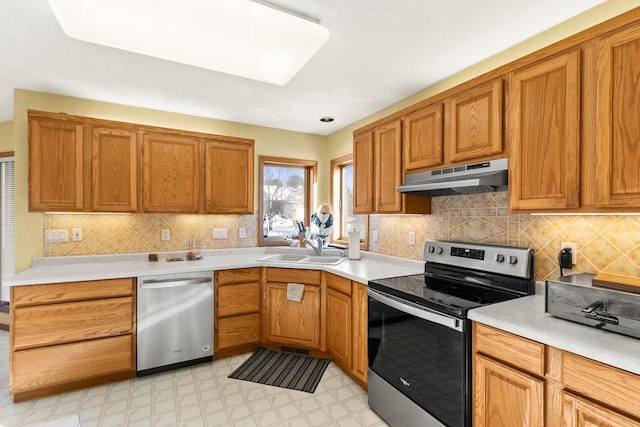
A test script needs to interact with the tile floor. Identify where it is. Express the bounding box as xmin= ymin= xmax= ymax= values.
xmin=0 ymin=332 xmax=388 ymax=427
